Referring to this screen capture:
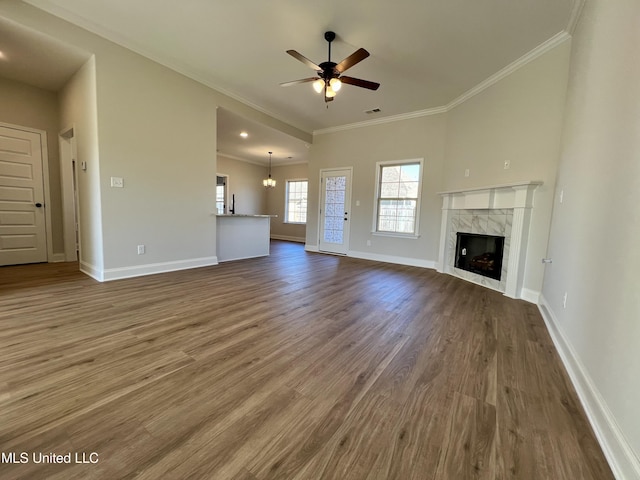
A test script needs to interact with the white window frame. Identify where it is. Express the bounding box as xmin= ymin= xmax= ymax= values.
xmin=372 ymin=158 xmax=424 ymax=238
xmin=284 ymin=178 xmax=308 ymax=224
xmin=215 ymin=173 xmax=228 ymax=214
